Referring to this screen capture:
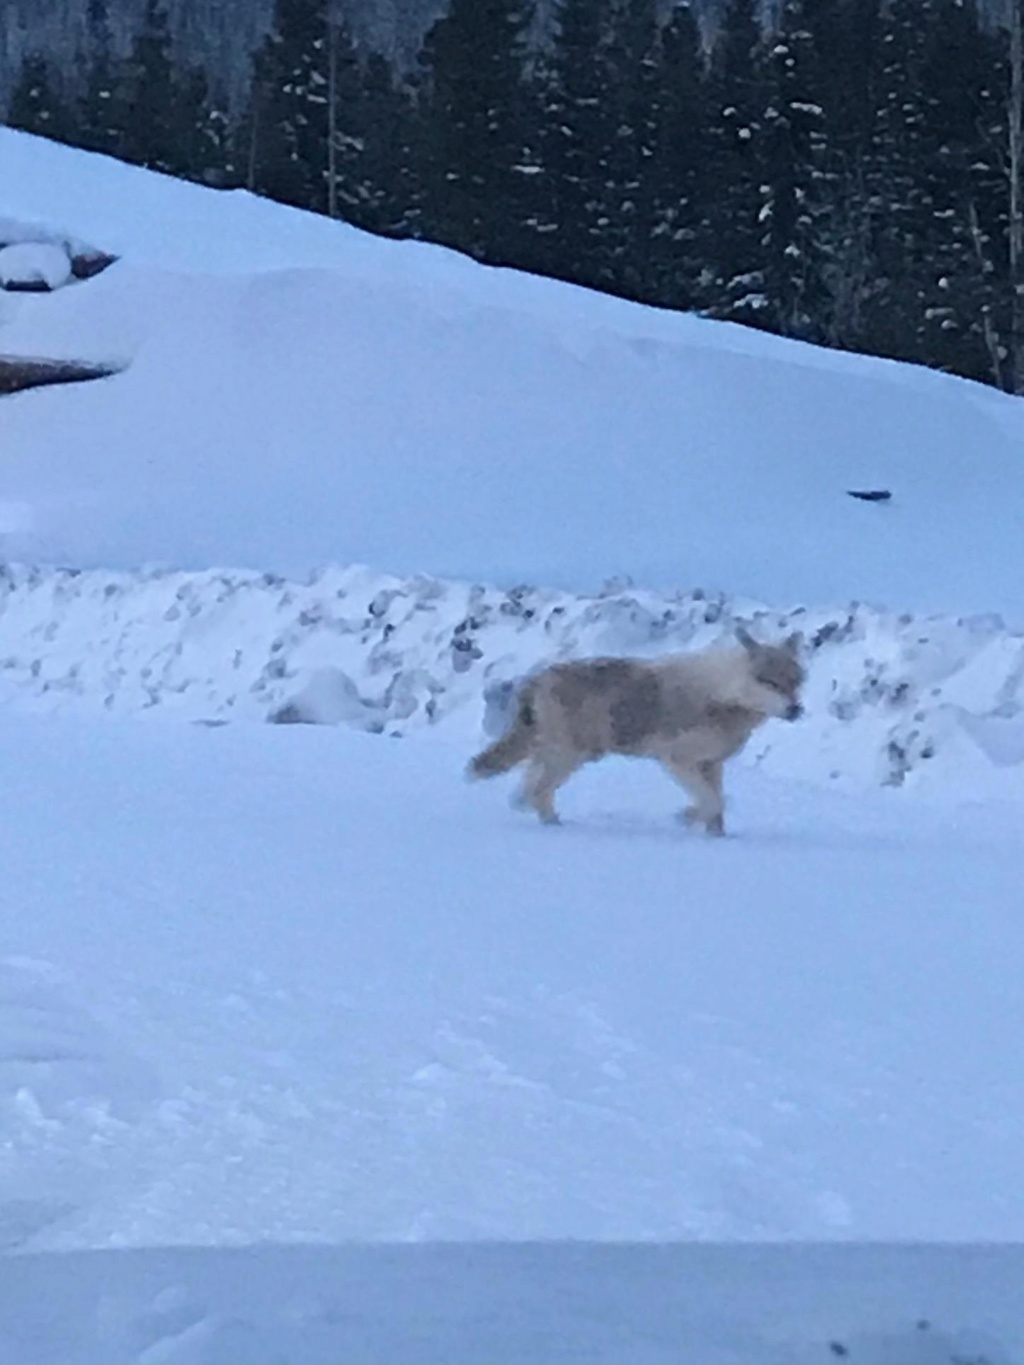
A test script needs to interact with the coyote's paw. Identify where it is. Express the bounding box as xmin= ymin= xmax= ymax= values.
xmin=678 ymin=806 xmax=725 ymax=836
